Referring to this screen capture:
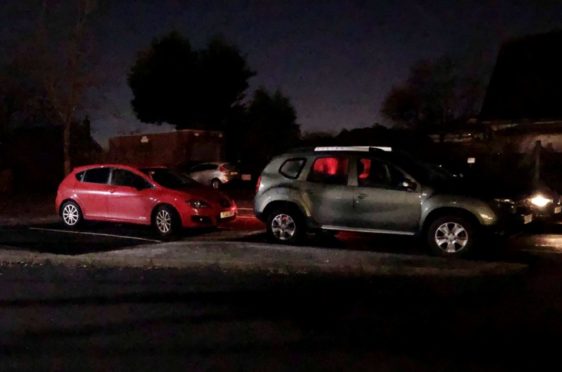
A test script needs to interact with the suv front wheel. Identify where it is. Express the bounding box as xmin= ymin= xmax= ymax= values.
xmin=266 ymin=207 xmax=305 ymax=244
xmin=426 ymin=215 xmax=476 ymax=257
